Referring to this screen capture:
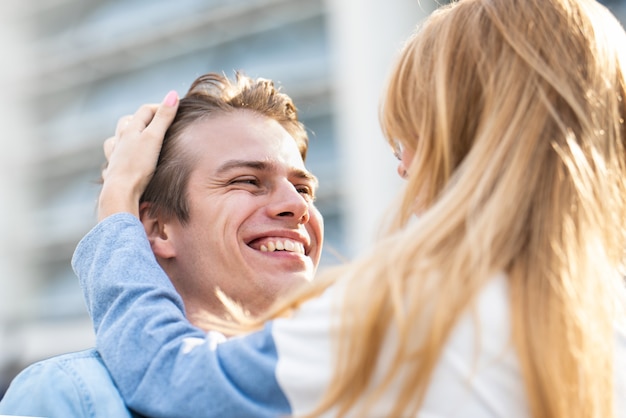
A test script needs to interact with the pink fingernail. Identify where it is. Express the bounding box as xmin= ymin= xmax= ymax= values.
xmin=163 ymin=90 xmax=178 ymax=107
